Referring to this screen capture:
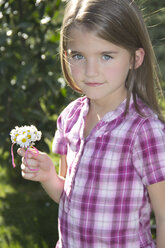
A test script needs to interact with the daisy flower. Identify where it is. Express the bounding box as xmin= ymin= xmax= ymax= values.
xmin=10 ymin=125 xmax=42 ymax=170
xmin=16 ymin=134 xmax=31 ymax=148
